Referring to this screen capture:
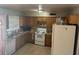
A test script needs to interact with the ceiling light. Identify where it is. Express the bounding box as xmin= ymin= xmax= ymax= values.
xmin=38 ymin=10 xmax=43 ymax=12
xmin=33 ymin=9 xmax=43 ymax=12
xmin=32 ymin=4 xmax=43 ymax=12
xmin=38 ymin=4 xmax=42 ymax=11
